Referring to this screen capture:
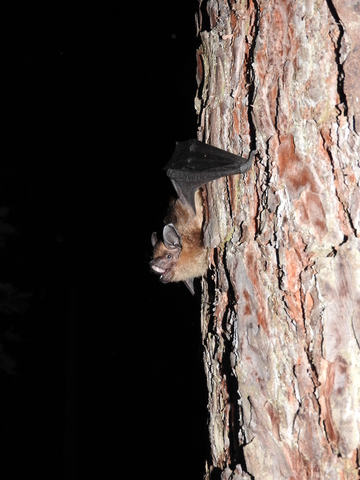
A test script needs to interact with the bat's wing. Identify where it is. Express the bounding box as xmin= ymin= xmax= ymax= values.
xmin=164 ymin=139 xmax=256 ymax=212
xmin=183 ymin=278 xmax=195 ymax=295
